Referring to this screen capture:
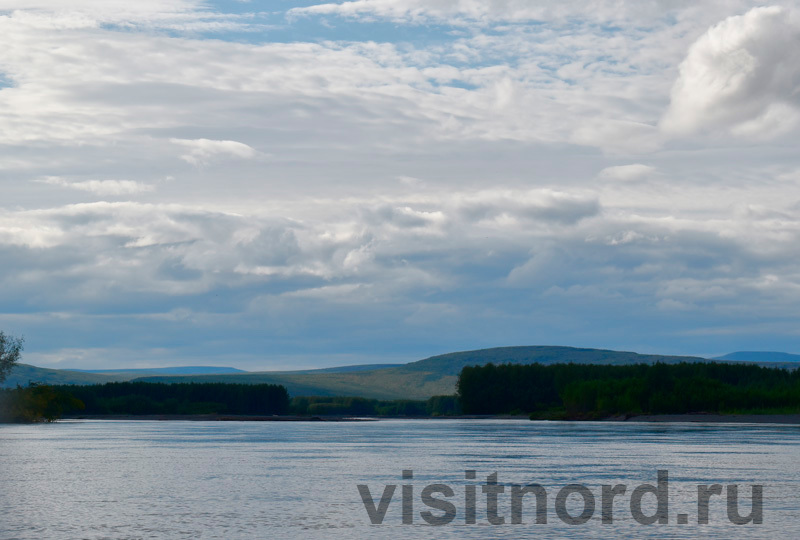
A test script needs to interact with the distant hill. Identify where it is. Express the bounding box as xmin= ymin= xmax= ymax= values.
xmin=132 ymin=346 xmax=709 ymax=400
xmin=715 ymin=351 xmax=800 ymax=363
xmin=400 ymin=346 xmax=708 ymax=375
xmin=1 ymin=364 xmax=245 ymax=388
xmin=68 ymin=366 xmax=246 ymax=375
xmin=279 ymin=364 xmax=403 ymax=374
xmin=1 ymin=364 xmax=126 ymax=388
xmin=9 ymin=346 xmax=794 ymax=399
